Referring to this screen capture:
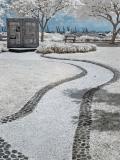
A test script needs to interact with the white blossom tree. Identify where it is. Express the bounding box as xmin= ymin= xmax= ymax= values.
xmin=0 ymin=0 xmax=10 ymax=27
xmin=11 ymin=0 xmax=70 ymax=42
xmin=75 ymin=0 xmax=120 ymax=44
